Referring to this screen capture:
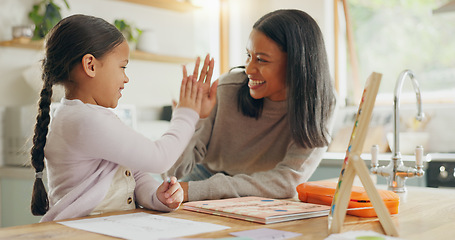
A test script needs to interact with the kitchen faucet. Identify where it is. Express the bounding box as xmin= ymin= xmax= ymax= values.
xmin=370 ymin=69 xmax=426 ymax=192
